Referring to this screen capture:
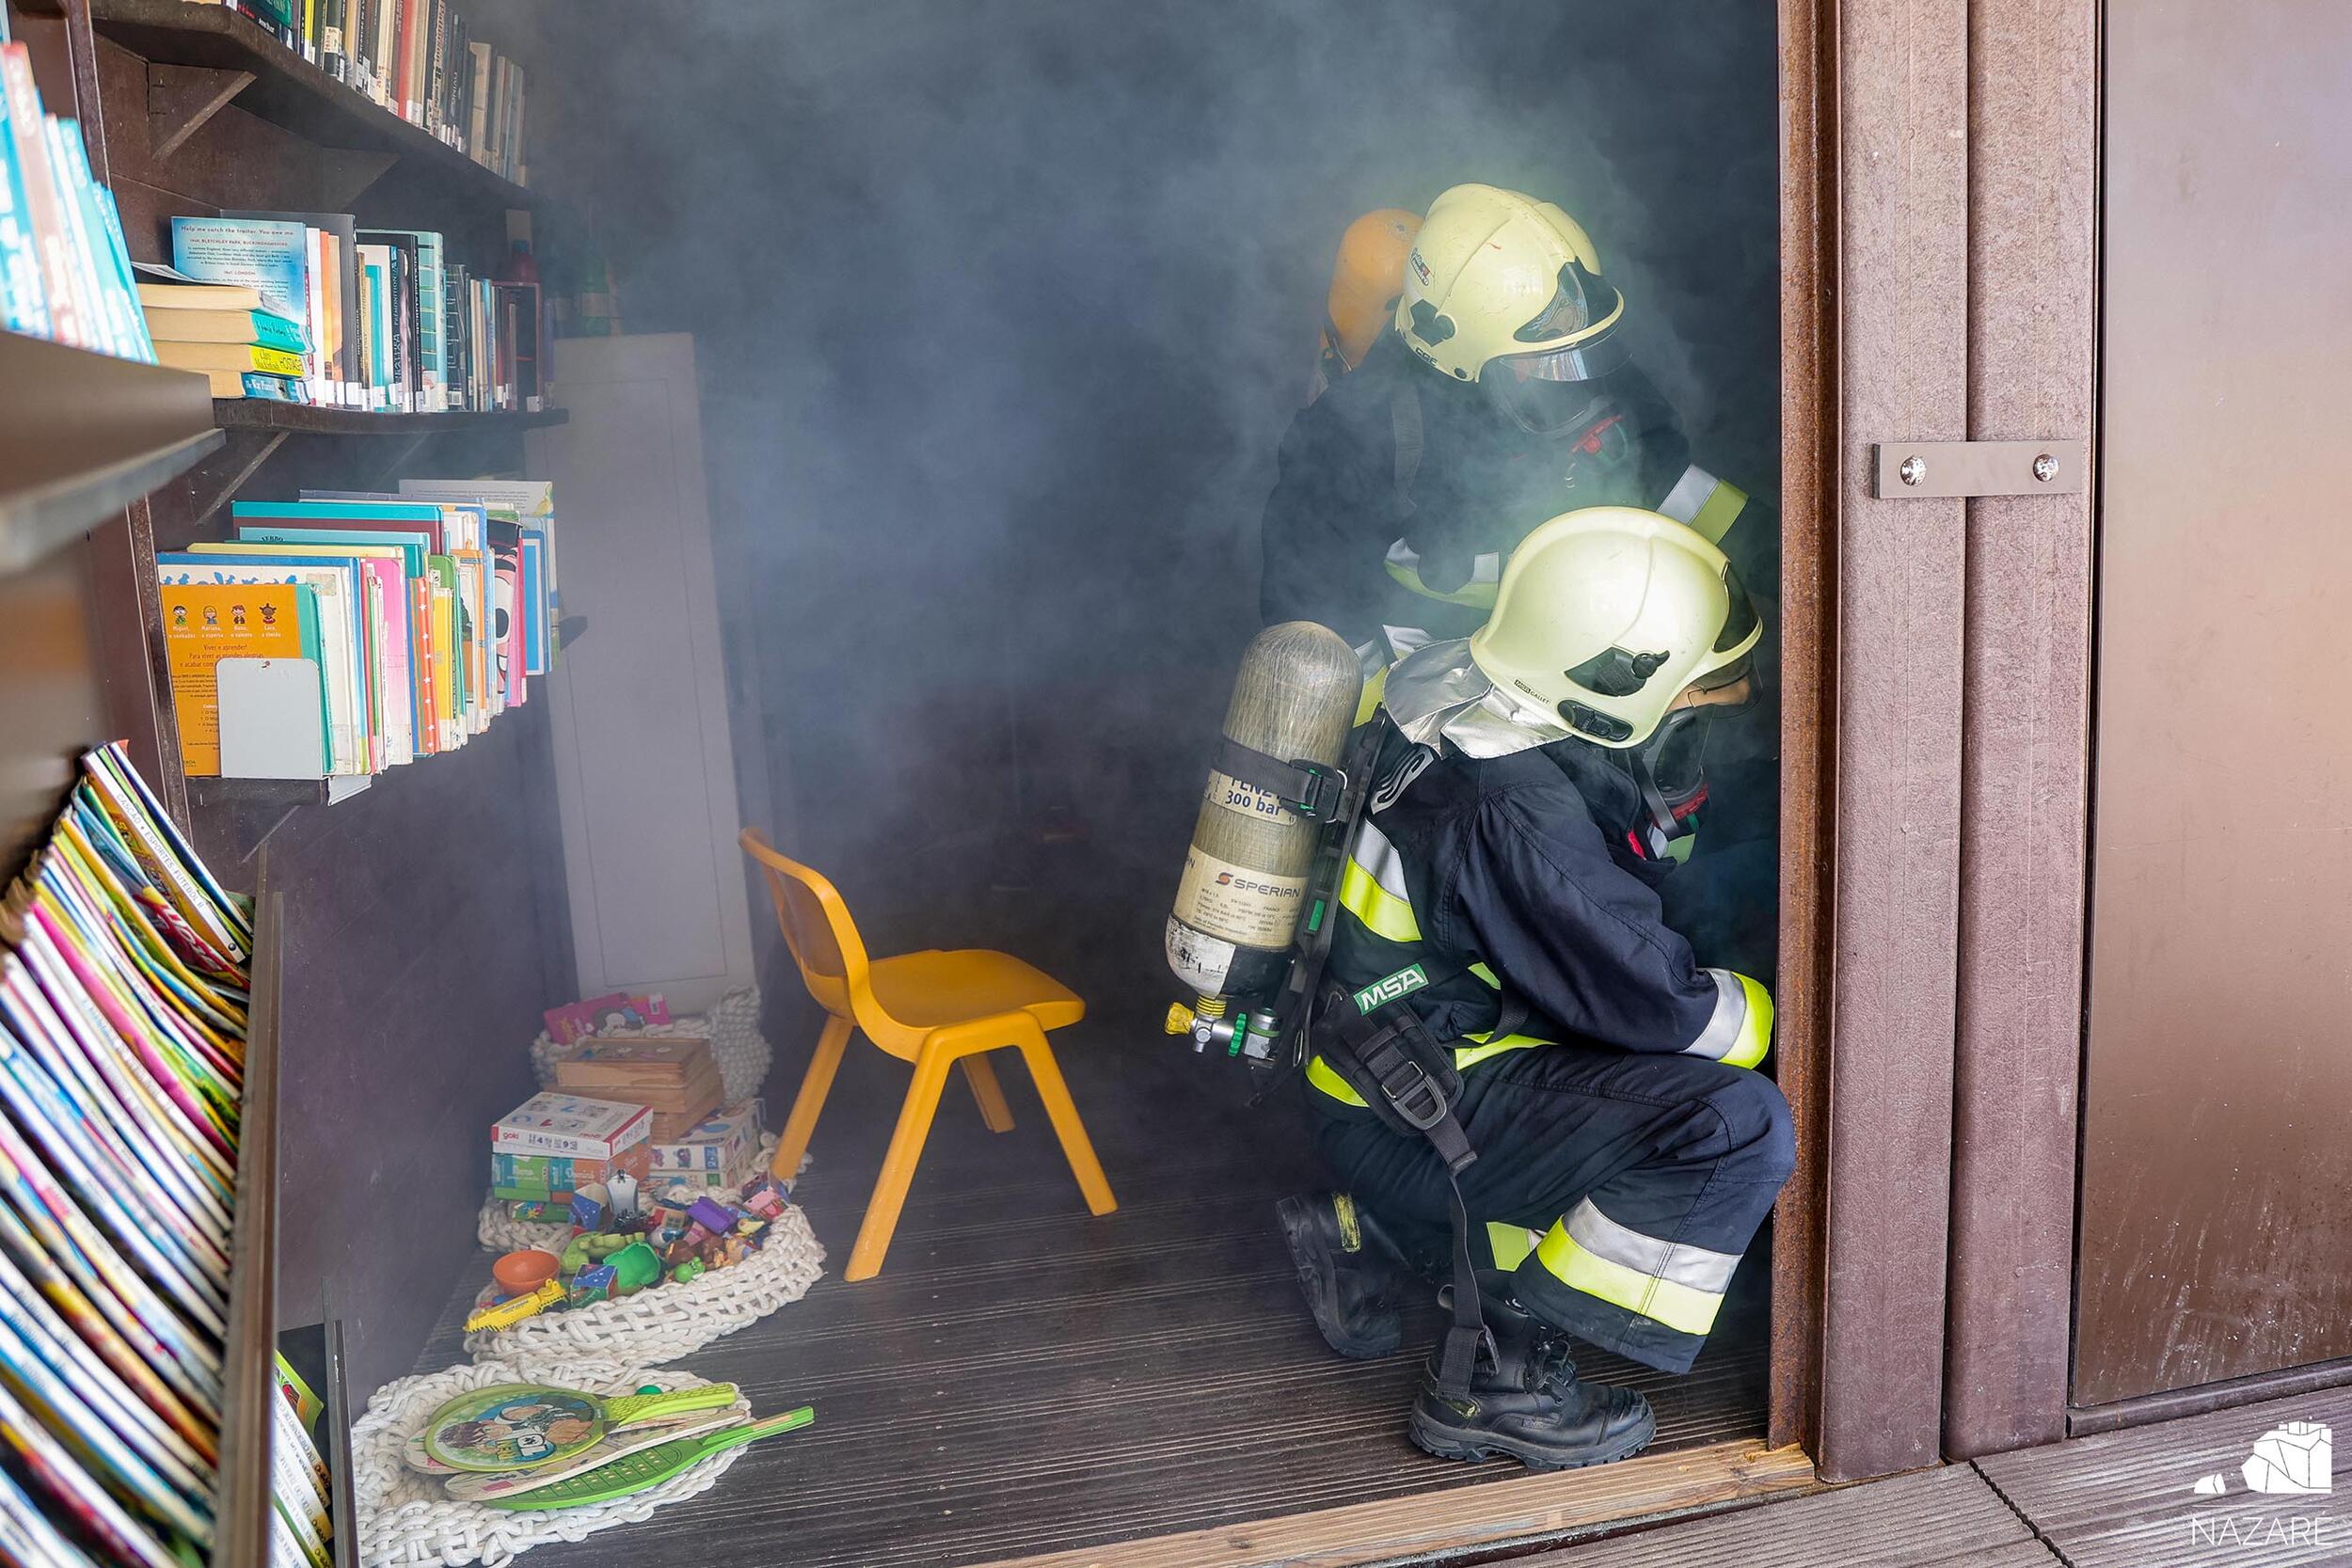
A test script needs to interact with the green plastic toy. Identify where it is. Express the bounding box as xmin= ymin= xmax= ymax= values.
xmin=609 ymin=1242 xmax=663 ymax=1294
xmin=418 ymin=1381 xmax=743 ymax=1473
xmin=482 ymin=1406 xmax=815 ymax=1509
